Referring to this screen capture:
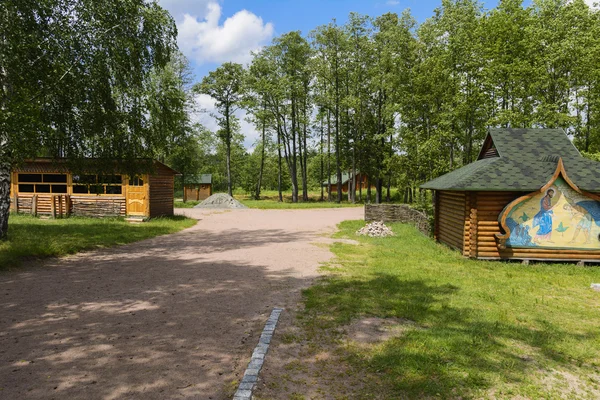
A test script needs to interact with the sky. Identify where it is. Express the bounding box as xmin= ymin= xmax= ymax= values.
xmin=156 ymin=0 xmax=595 ymax=148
